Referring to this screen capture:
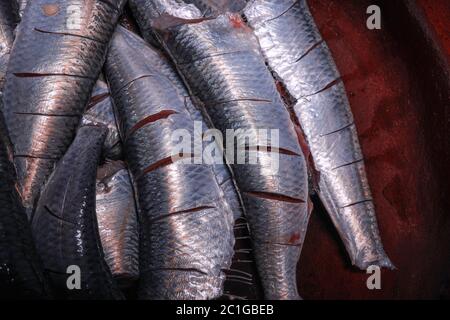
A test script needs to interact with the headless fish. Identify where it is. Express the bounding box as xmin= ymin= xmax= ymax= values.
xmin=96 ymin=160 xmax=139 ymax=288
xmin=3 ymin=0 xmax=126 ymax=219
xmin=31 ymin=125 xmax=123 ymax=300
xmin=243 ymin=0 xmax=393 ymax=270
xmin=128 ymin=0 xmax=309 ymax=300
xmin=105 ymin=26 xmax=235 ymax=300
